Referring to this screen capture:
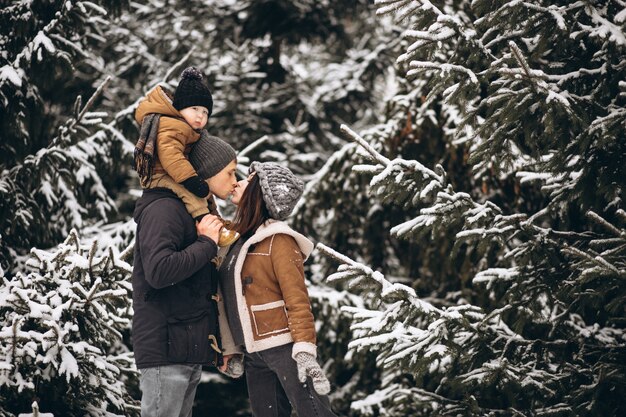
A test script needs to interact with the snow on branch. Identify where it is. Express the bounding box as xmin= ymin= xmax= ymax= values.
xmin=499 ymin=41 xmax=573 ymax=109
xmin=236 ymin=135 xmax=270 ymax=168
xmin=407 ymin=61 xmax=479 ymax=84
xmin=376 ymin=0 xmax=445 ymax=20
xmin=317 ymin=242 xmax=439 ymax=314
xmin=1 ymin=18 xmax=63 ymax=87
xmin=48 ymin=75 xmax=112 ymax=149
xmin=0 ymin=1 xmax=106 ymax=91
xmin=340 ymin=124 xmax=391 ymax=166
xmin=587 ymin=210 xmax=625 ymax=238
xmin=585 ymin=3 xmax=626 ymax=46
xmin=561 ymin=244 xmax=623 ymax=277
xmin=341 ymin=124 xmax=447 ymax=208
xmin=375 ymin=0 xmax=424 ymax=21
xmin=401 ymin=26 xmax=457 ymax=56
xmin=588 ymin=106 xmax=626 ymax=136
xmin=75 ymin=77 xmax=111 ymax=126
